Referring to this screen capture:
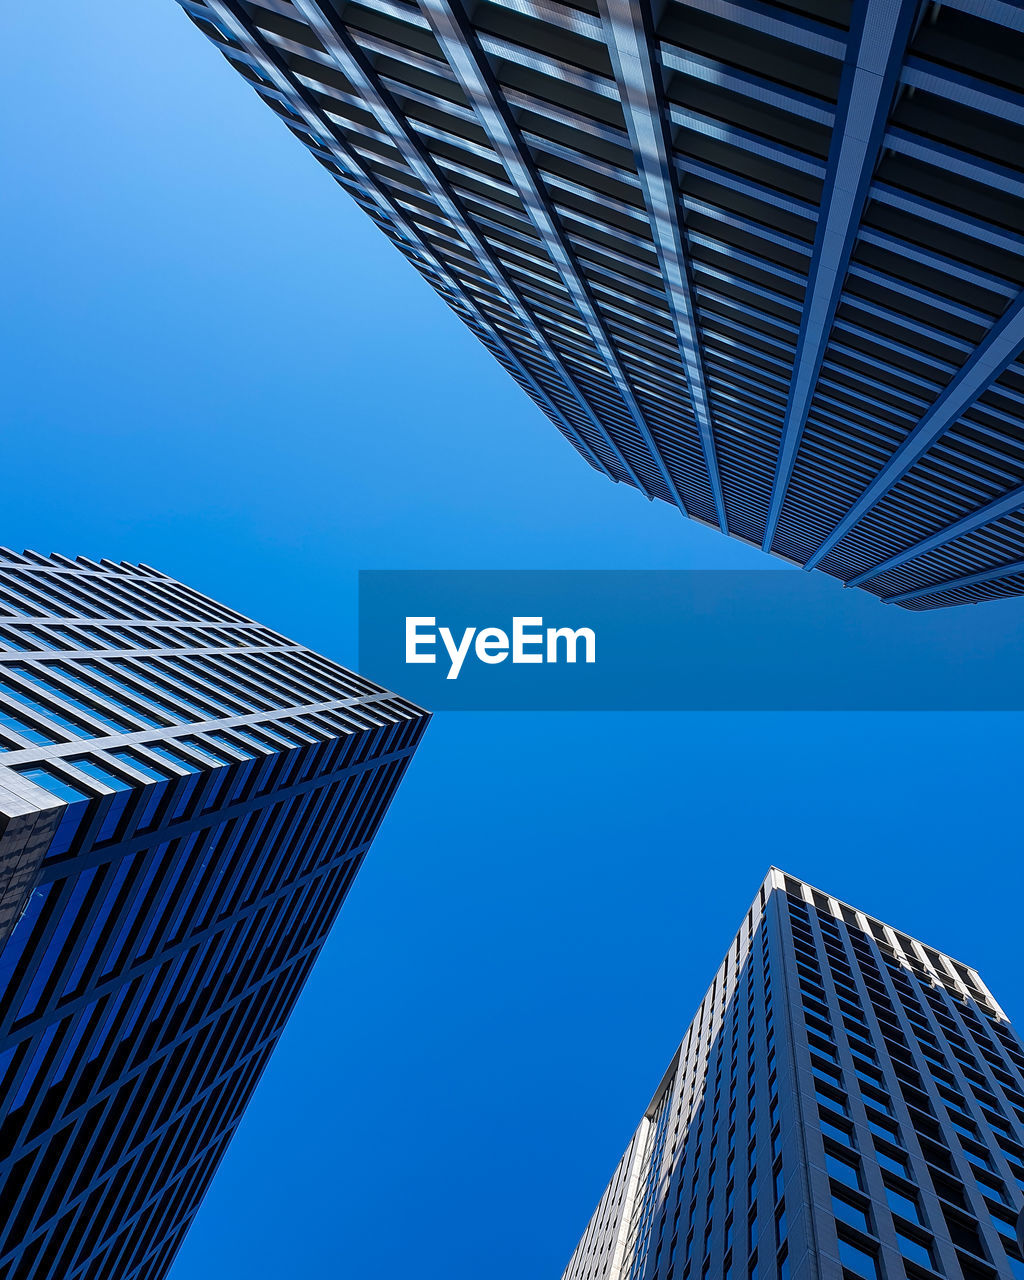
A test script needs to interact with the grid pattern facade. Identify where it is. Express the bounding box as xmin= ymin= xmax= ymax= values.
xmin=0 ymin=549 xmax=428 ymax=1280
xmin=561 ymin=868 xmax=1024 ymax=1280
xmin=175 ymin=0 xmax=1024 ymax=609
